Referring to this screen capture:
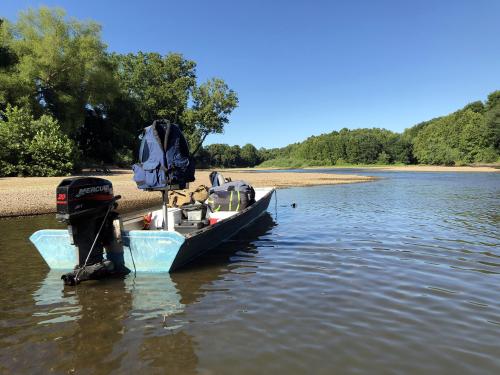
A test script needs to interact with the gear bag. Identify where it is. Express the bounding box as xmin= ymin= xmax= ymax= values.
xmin=209 ymin=171 xmax=231 ymax=187
xmin=132 ymin=120 xmax=195 ymax=190
xmin=192 ymin=184 xmax=209 ymax=203
xmin=167 ymin=184 xmax=209 ymax=207
xmin=168 ymin=189 xmax=192 ymax=207
xmin=207 ymin=181 xmax=255 ymax=212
